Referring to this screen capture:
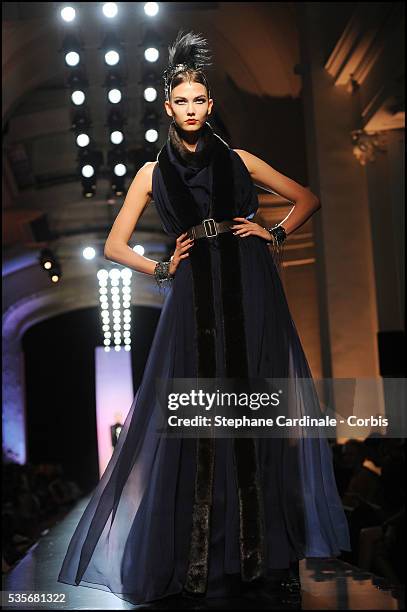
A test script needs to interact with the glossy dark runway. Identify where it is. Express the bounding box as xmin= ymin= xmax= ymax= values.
xmin=2 ymin=497 xmax=404 ymax=610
